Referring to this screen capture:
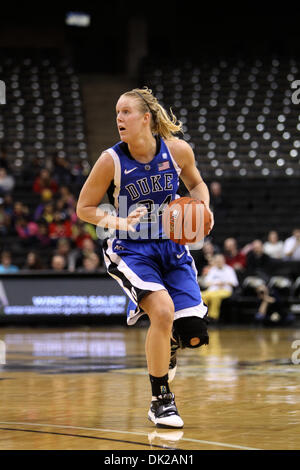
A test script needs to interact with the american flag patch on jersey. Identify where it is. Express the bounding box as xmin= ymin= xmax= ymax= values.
xmin=158 ymin=161 xmax=170 ymax=171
